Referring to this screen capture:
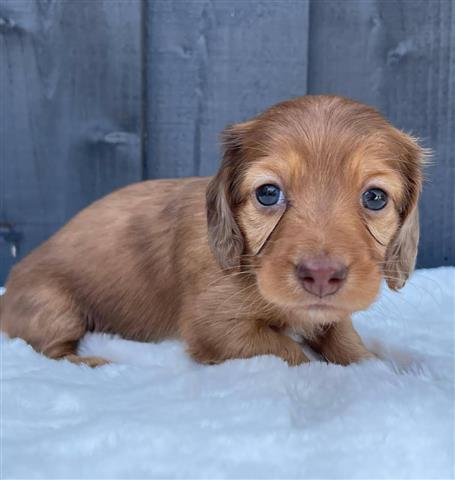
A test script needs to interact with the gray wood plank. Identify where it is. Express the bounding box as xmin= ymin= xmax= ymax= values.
xmin=146 ymin=0 xmax=310 ymax=179
xmin=0 ymin=0 xmax=143 ymax=283
xmin=1 ymin=0 xmax=452 ymax=281
xmin=308 ymin=0 xmax=455 ymax=268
